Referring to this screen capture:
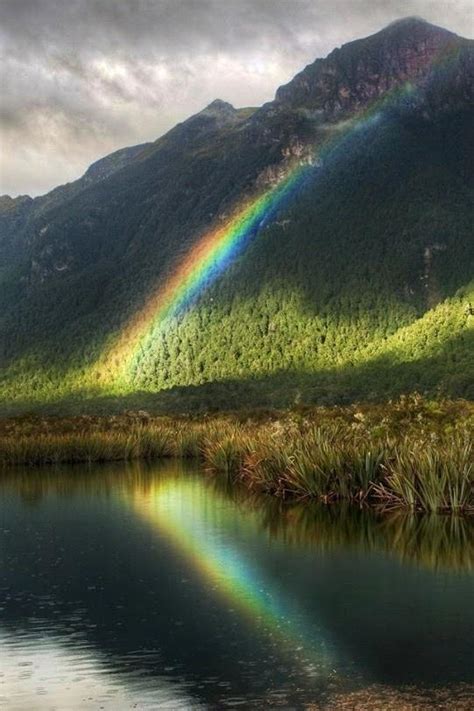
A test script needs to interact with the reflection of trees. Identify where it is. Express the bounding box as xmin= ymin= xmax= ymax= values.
xmin=208 ymin=473 xmax=474 ymax=572
xmin=0 ymin=460 xmax=182 ymax=502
